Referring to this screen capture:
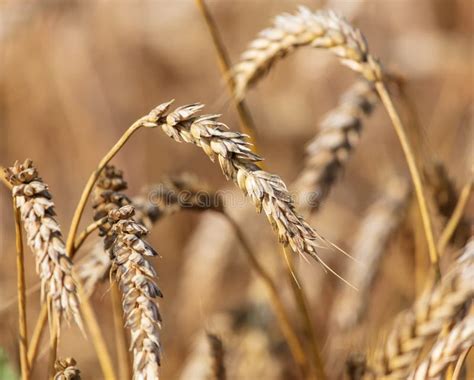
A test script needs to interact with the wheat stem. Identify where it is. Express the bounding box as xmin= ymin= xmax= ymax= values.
xmin=437 ymin=178 xmax=473 ymax=254
xmin=282 ymin=247 xmax=326 ymax=380
xmin=65 ymin=118 xmax=148 ymax=259
xmin=48 ymin=321 xmax=58 ymax=380
xmin=13 ymin=198 xmax=29 ymax=380
xmin=27 ymin=306 xmax=47 ymax=371
xmin=452 ymin=347 xmax=471 ymax=380
xmin=375 ymin=82 xmax=440 ymax=276
xmin=75 ymin=278 xmax=117 ymax=380
xmin=111 ymin=282 xmax=132 ymax=380
xmin=194 ymin=0 xmax=258 ymax=149
xmin=220 ymin=211 xmax=309 ymax=378
xmin=74 ymin=218 xmax=106 ymax=252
